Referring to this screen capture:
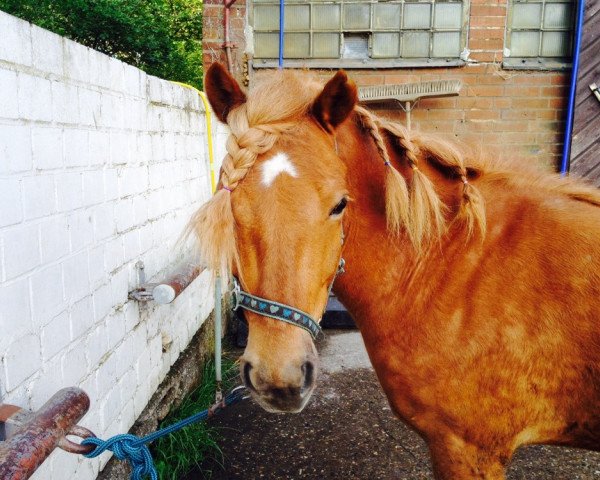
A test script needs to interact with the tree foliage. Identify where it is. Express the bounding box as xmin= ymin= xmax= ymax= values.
xmin=0 ymin=0 xmax=203 ymax=89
